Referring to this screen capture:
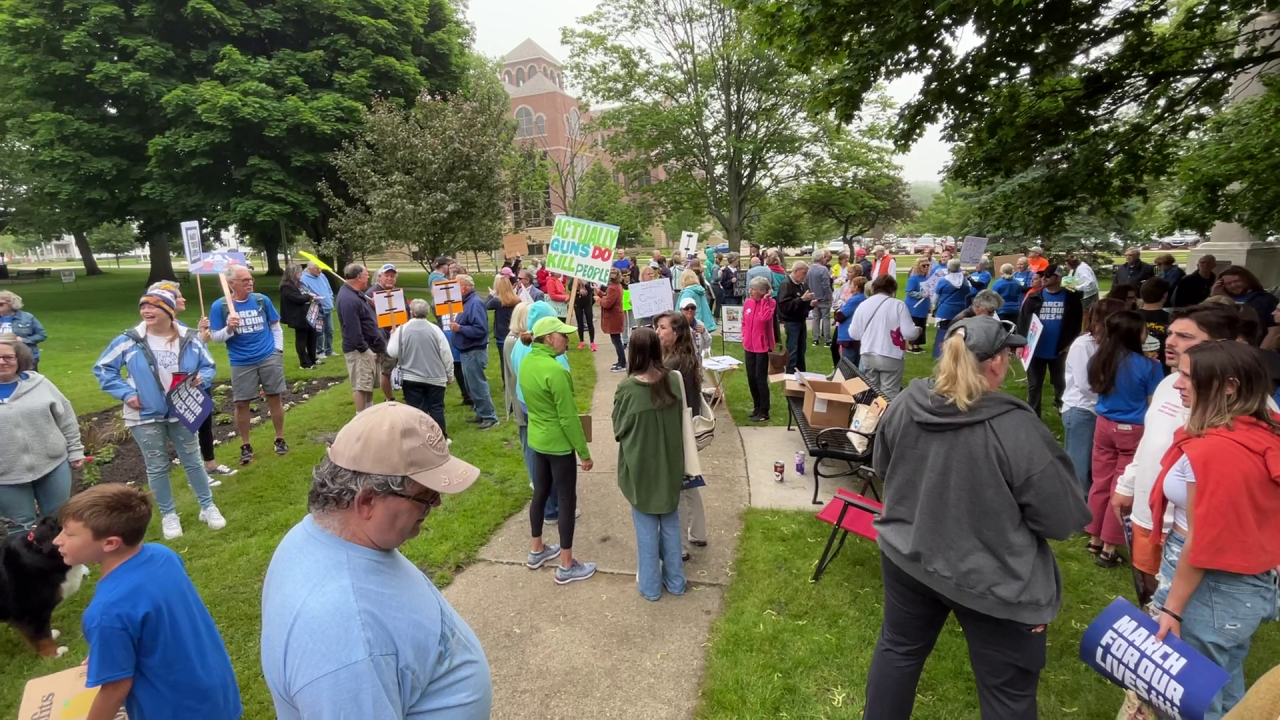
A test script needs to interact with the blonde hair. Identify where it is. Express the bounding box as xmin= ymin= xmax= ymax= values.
xmin=1000 ymin=263 xmax=1014 ymax=277
xmin=680 ymin=269 xmax=699 ymax=289
xmin=932 ymin=329 xmax=989 ymax=412
xmin=494 ymin=276 xmax=520 ymax=306
xmin=911 ymin=258 xmax=930 ymax=276
xmin=0 ymin=290 xmax=23 ymax=310
xmin=849 ymin=277 xmax=868 ymax=294
xmin=509 ymin=301 xmax=532 ymax=338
